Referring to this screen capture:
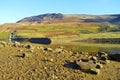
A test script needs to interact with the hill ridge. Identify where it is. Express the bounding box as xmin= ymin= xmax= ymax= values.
xmin=17 ymin=13 xmax=120 ymax=24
